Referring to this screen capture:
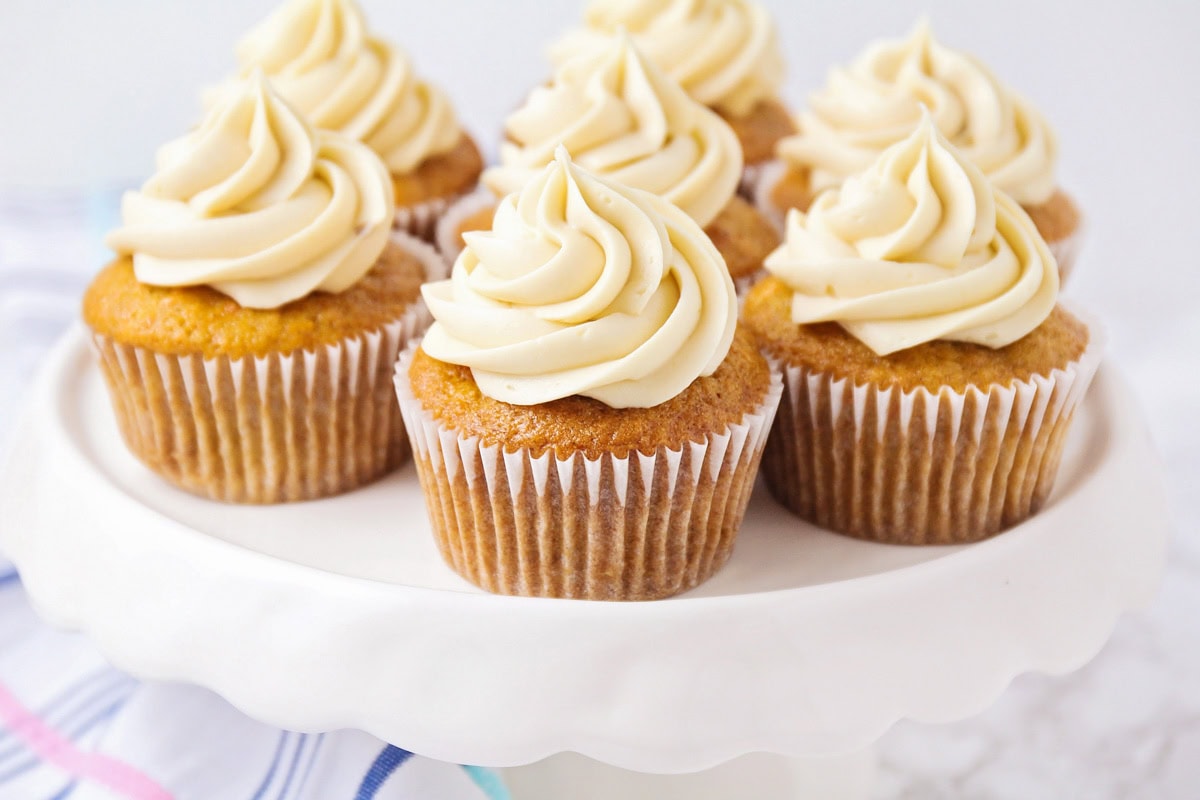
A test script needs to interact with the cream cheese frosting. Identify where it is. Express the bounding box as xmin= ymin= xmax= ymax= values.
xmin=421 ymin=147 xmax=737 ymax=408
xmin=765 ymin=113 xmax=1058 ymax=355
xmin=217 ymin=0 xmax=461 ymax=174
xmin=485 ymin=33 xmax=742 ymax=228
xmin=778 ymin=21 xmax=1058 ymax=206
xmin=106 ymin=73 xmax=395 ymax=309
xmin=547 ymin=0 xmax=785 ymax=116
